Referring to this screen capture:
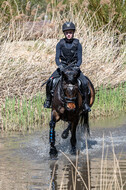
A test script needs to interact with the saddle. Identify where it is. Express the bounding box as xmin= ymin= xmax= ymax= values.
xmin=51 ymin=77 xmax=61 ymax=96
xmin=51 ymin=76 xmax=90 ymax=97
